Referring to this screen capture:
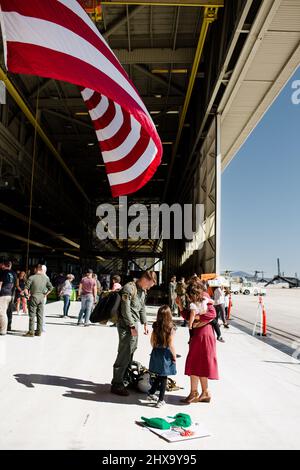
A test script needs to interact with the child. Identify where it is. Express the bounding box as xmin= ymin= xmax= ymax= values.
xmin=187 ymin=285 xmax=214 ymax=330
xmin=147 ymin=305 xmax=177 ymax=408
